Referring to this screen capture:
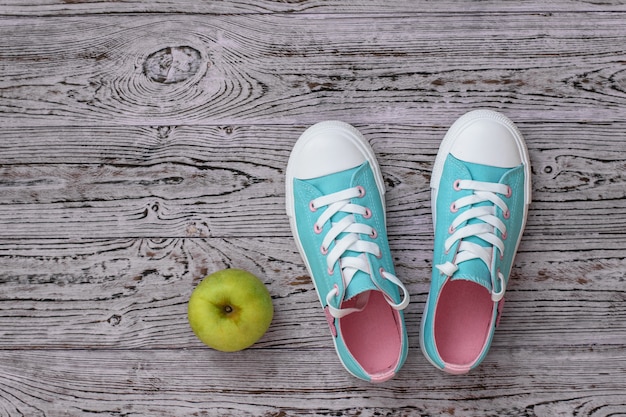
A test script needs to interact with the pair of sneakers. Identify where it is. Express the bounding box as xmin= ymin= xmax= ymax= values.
xmin=285 ymin=110 xmax=531 ymax=381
